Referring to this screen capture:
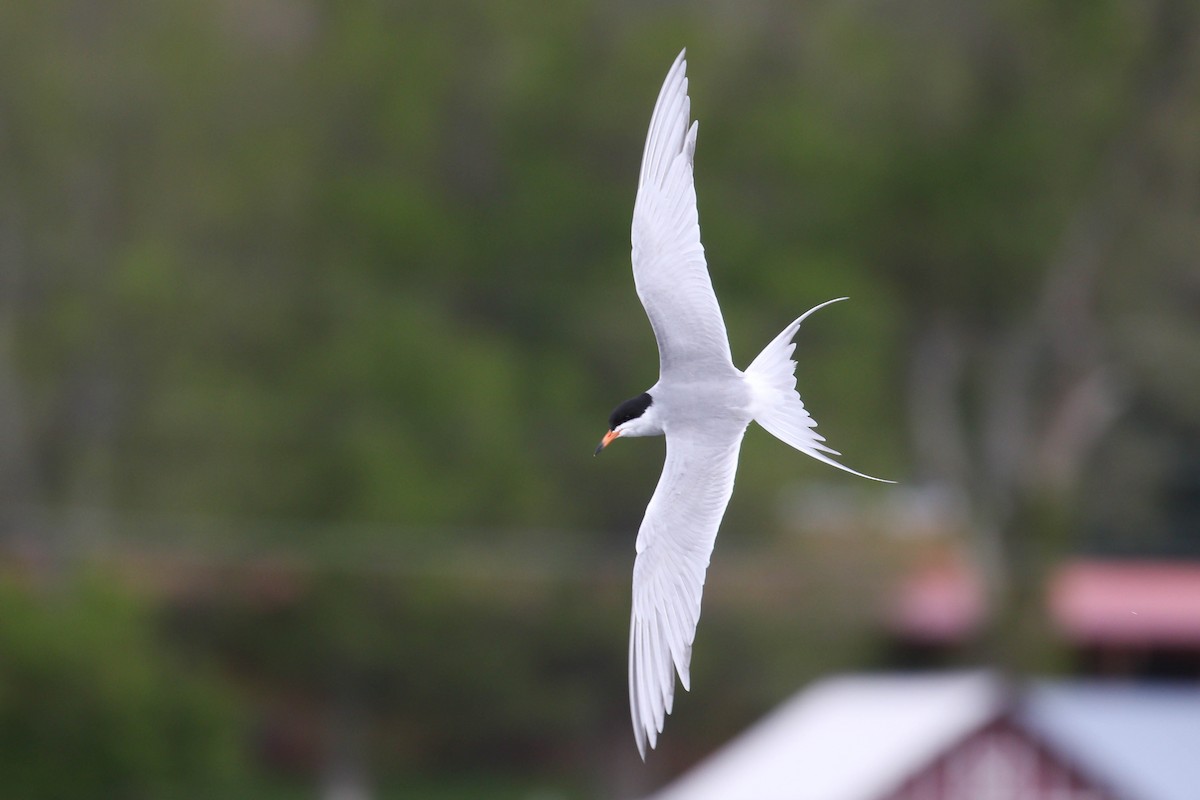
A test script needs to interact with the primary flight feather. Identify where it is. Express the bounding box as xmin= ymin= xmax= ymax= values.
xmin=595 ymin=49 xmax=891 ymax=759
